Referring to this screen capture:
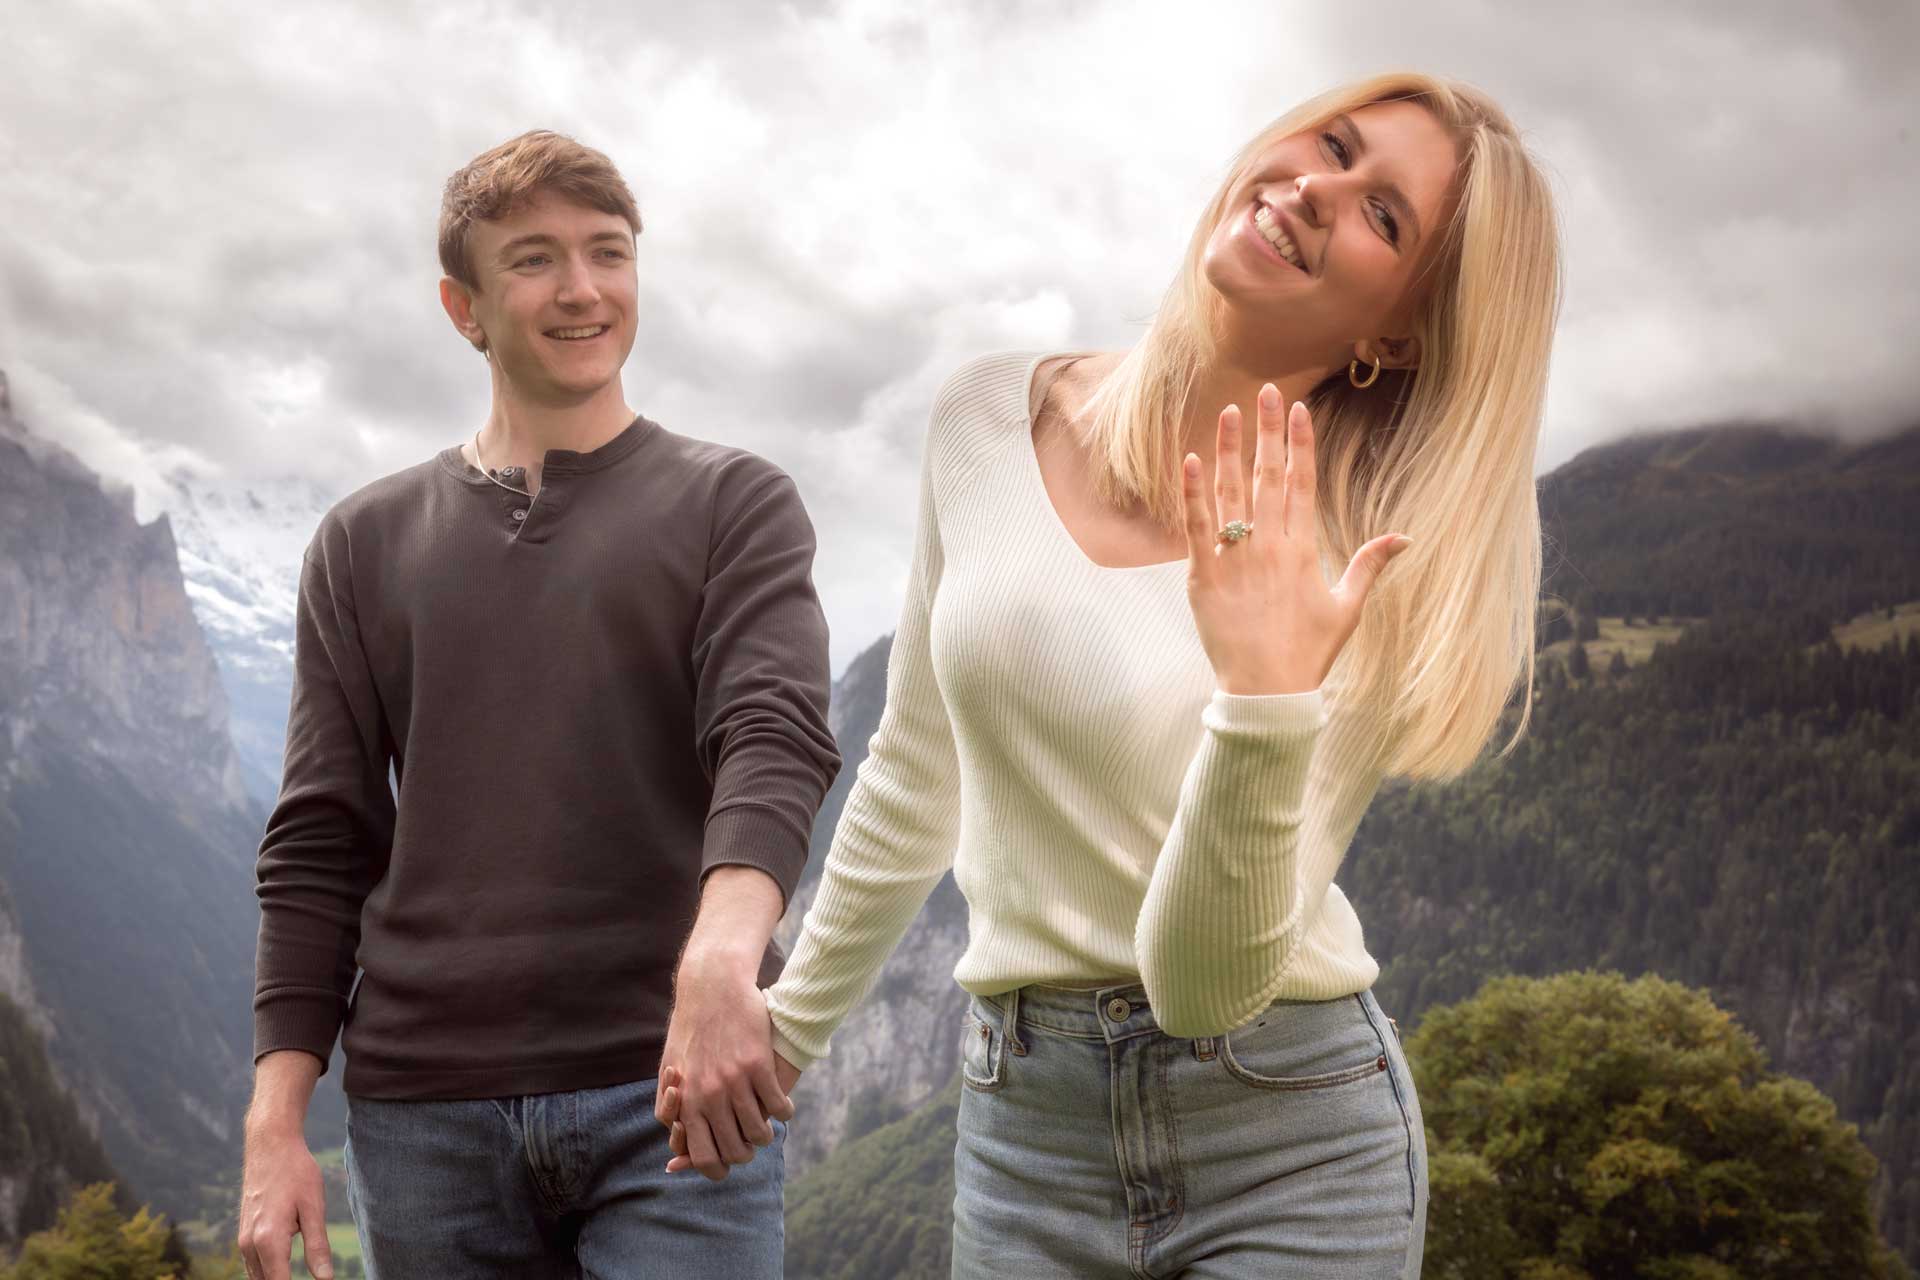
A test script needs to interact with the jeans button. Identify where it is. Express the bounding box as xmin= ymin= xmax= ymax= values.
xmin=1106 ymin=997 xmax=1132 ymax=1023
